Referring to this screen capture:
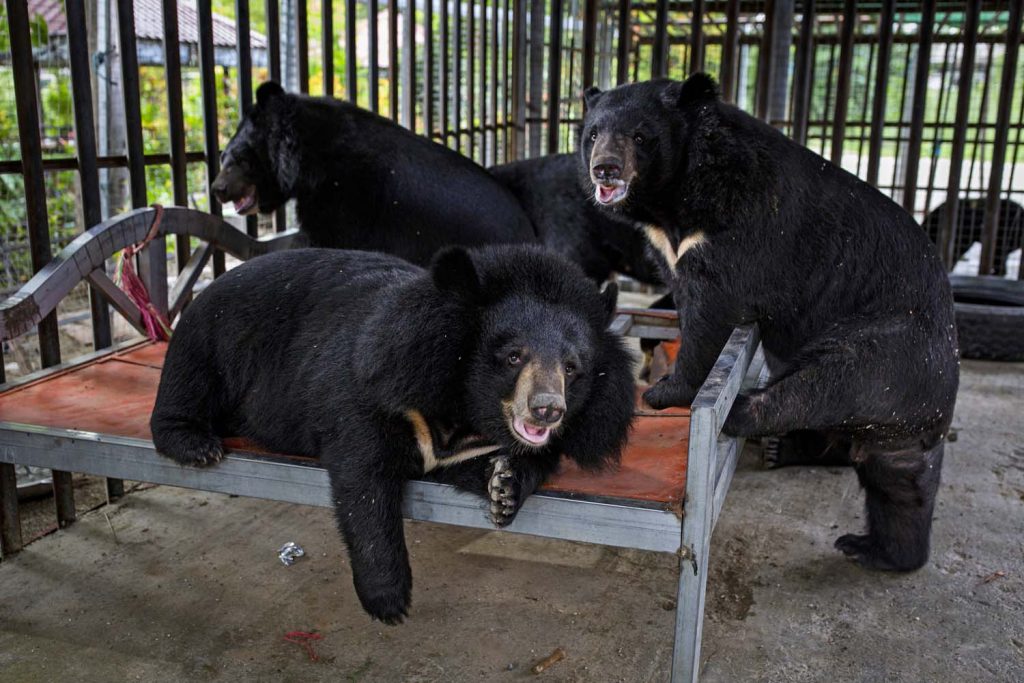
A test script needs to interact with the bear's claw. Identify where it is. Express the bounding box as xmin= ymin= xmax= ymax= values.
xmin=488 ymin=455 xmax=520 ymax=526
xmin=834 ymin=533 xmax=902 ymax=571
